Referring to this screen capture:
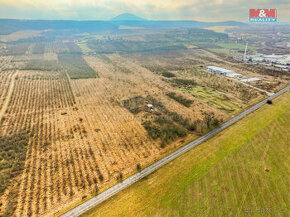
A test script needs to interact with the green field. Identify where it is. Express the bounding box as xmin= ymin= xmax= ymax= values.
xmin=217 ymin=43 xmax=255 ymax=50
xmin=77 ymin=41 xmax=93 ymax=53
xmin=181 ymin=86 xmax=242 ymax=113
xmin=210 ymin=43 xmax=257 ymax=56
xmin=83 ymin=92 xmax=290 ymax=217
xmin=209 ymin=48 xmax=241 ymax=56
